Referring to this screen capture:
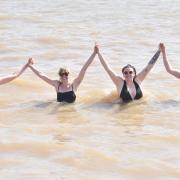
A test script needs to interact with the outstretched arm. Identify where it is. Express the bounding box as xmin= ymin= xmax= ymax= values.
xmin=160 ymin=43 xmax=180 ymax=79
xmin=28 ymin=58 xmax=57 ymax=87
xmin=136 ymin=44 xmax=161 ymax=83
xmin=73 ymin=46 xmax=96 ymax=90
xmin=0 ymin=60 xmax=29 ymax=85
xmin=96 ymin=45 xmax=123 ymax=87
